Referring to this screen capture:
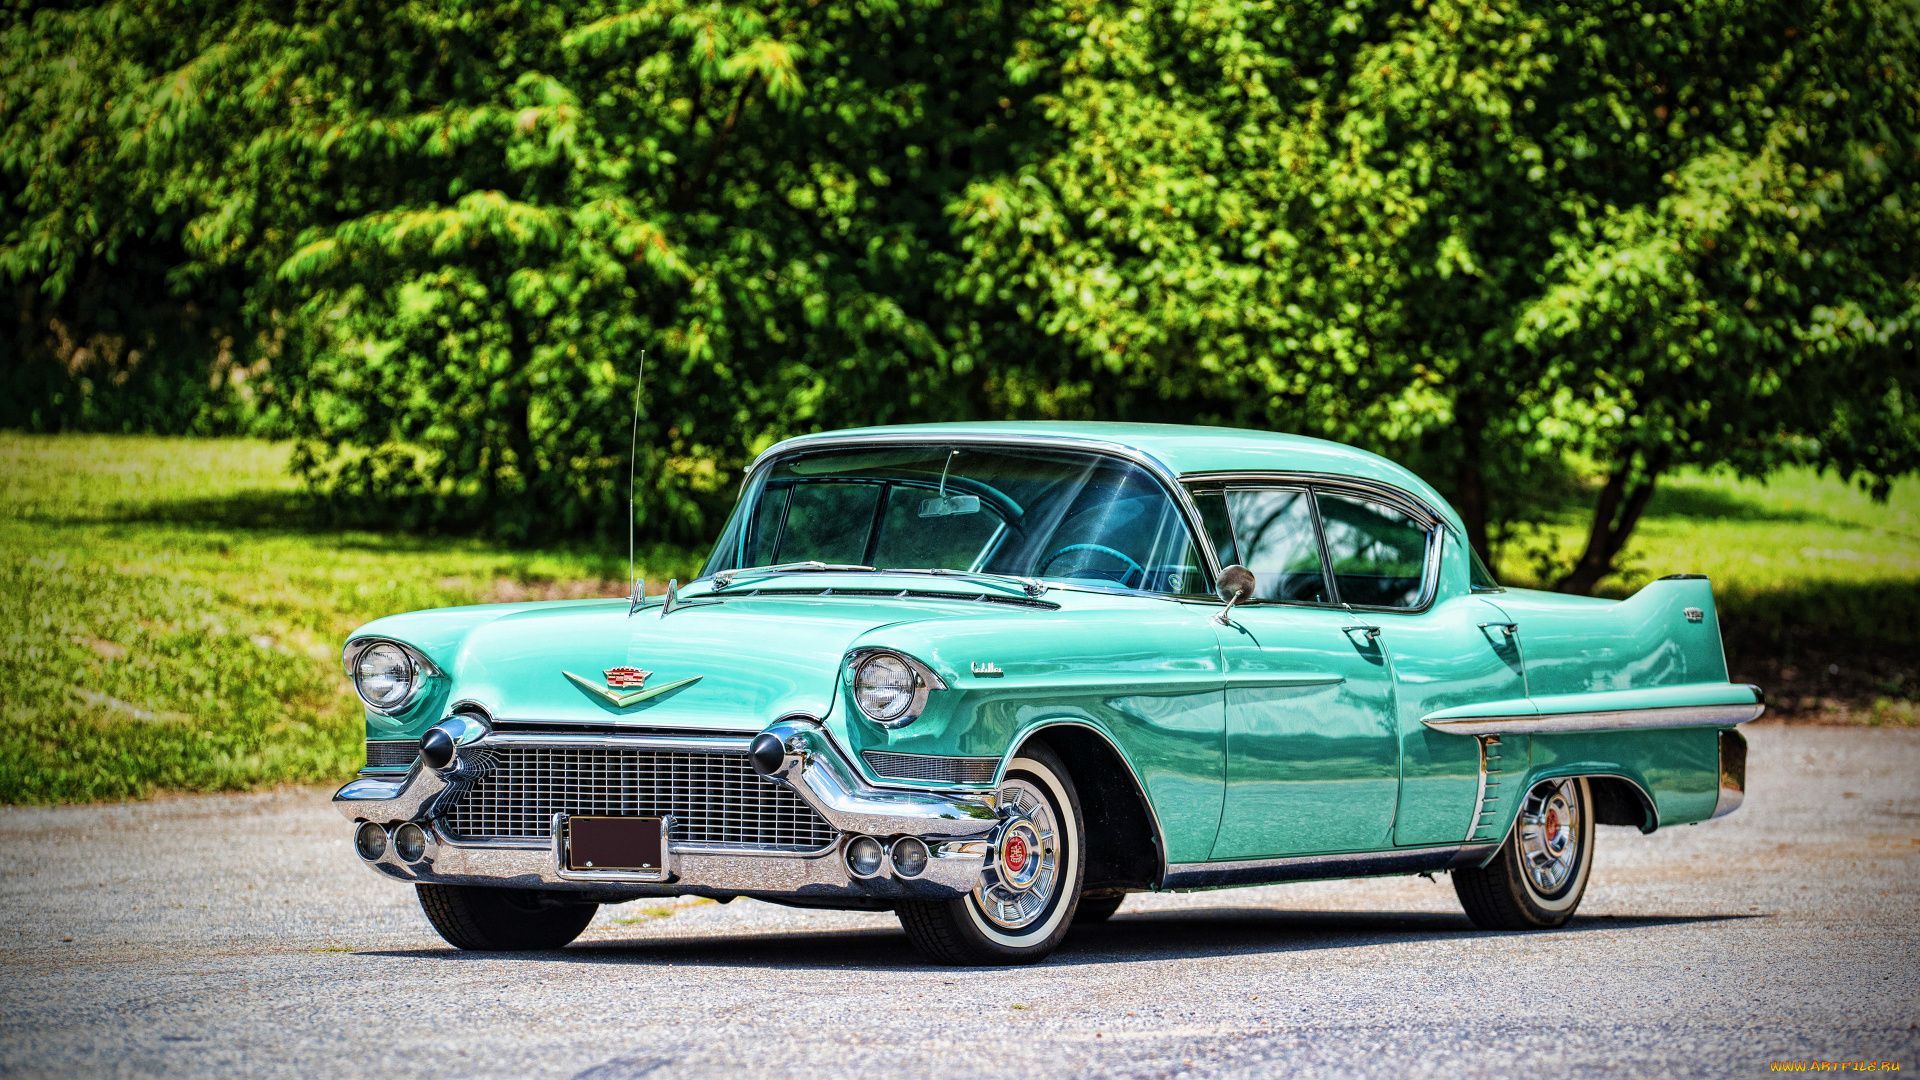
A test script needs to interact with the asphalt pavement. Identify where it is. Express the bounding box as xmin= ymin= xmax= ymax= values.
xmin=2 ymin=723 xmax=1916 ymax=1079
